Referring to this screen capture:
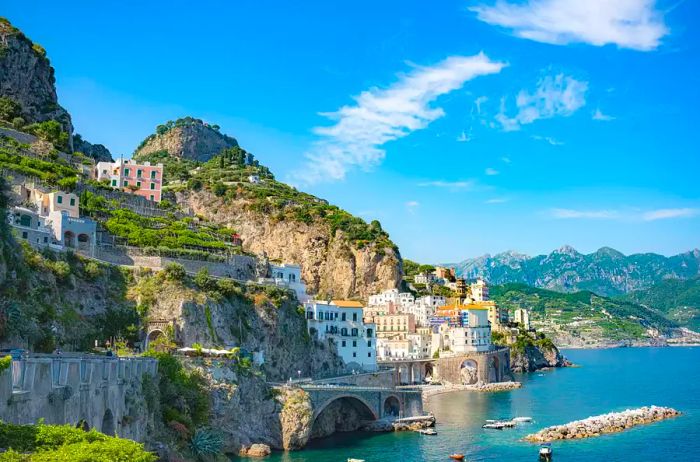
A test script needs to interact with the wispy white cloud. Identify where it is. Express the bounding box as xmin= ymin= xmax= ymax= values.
xmin=496 ymin=73 xmax=588 ymax=131
xmin=485 ymin=167 xmax=500 ymax=176
xmin=486 ymin=197 xmax=510 ymax=204
xmin=292 ymin=53 xmax=505 ymax=184
xmin=531 ymin=134 xmax=564 ymax=146
xmin=418 ymin=180 xmax=475 ymax=190
xmin=592 ymin=108 xmax=616 ymax=121
xmin=501 ymin=156 xmax=512 ymax=163
xmin=457 ymin=129 xmax=471 ymax=142
xmin=405 ymin=201 xmax=420 ymax=214
xmin=549 ymin=207 xmax=700 ymax=221
xmin=469 ymin=0 xmax=669 ymax=51
xmin=474 ymin=96 xmax=488 ymax=115
xmin=642 ymin=208 xmax=699 ymax=221
xmin=550 ymin=208 xmax=619 ymax=219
